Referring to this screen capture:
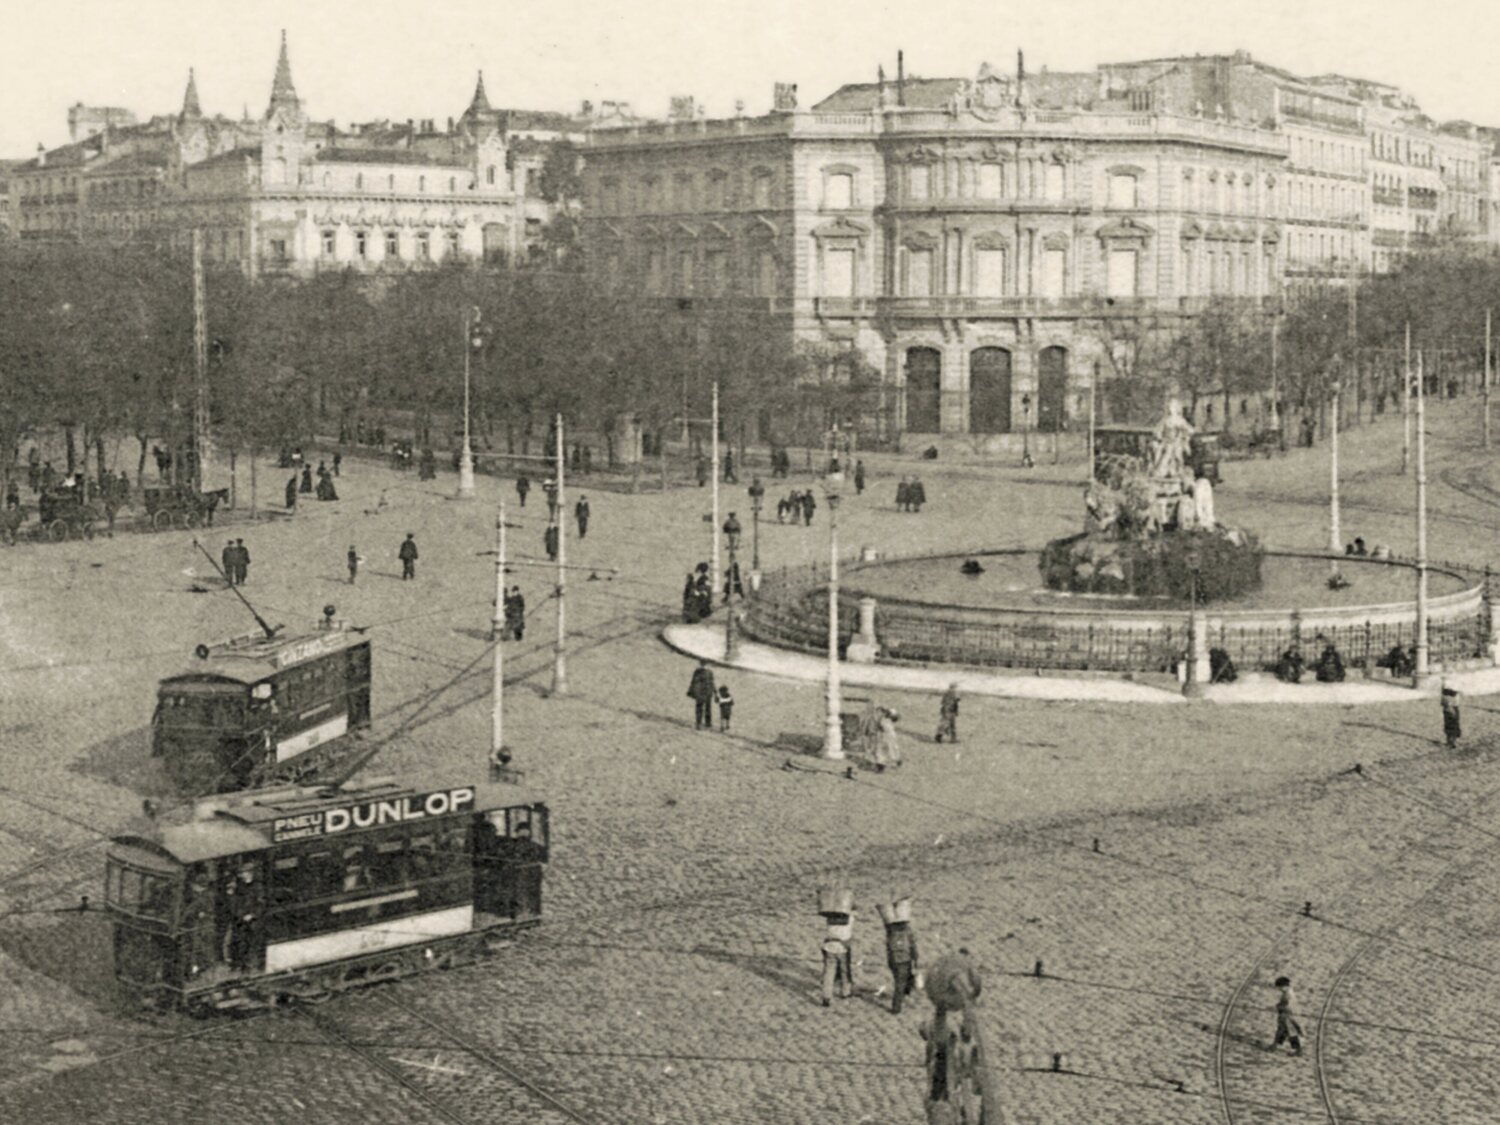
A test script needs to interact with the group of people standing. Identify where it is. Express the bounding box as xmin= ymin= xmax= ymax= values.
xmin=775 ymin=490 xmax=818 ymax=526
xmin=285 ymin=459 xmax=340 ymax=510
xmin=219 ymin=539 xmax=252 ymax=586
xmin=895 ymin=475 xmax=928 ymax=513
xmin=686 ymin=660 xmax=733 ymax=732
xmin=817 ymin=891 xmax=922 ymax=1014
